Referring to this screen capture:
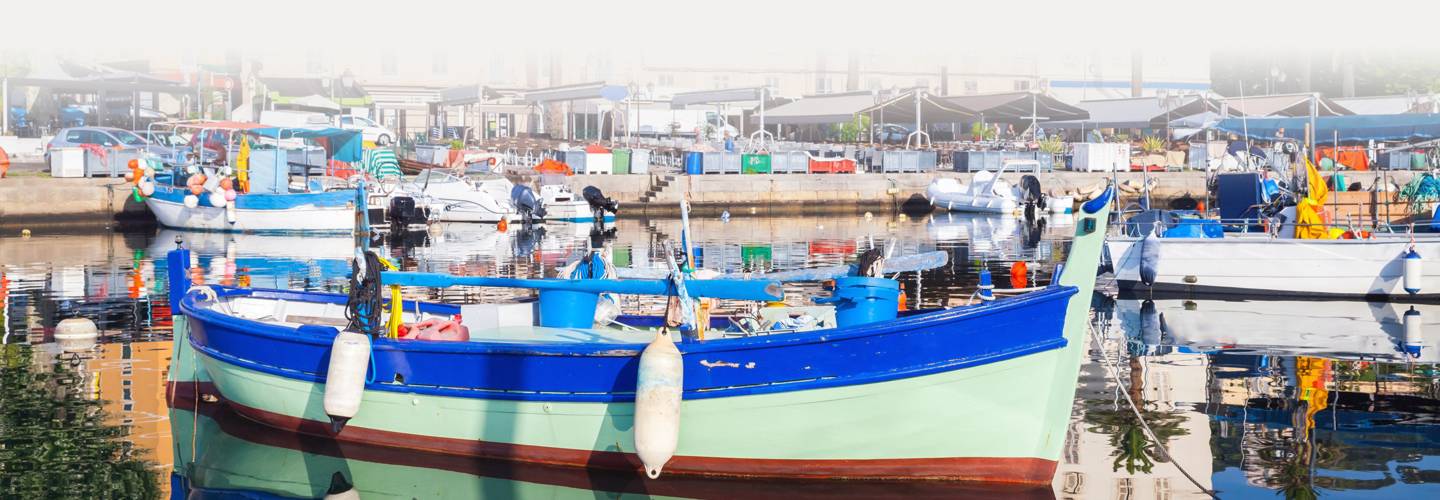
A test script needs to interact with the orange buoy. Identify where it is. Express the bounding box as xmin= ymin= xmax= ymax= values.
xmin=897 ymin=283 xmax=908 ymax=311
xmin=1010 ymin=261 xmax=1028 ymax=289
xmin=497 ymin=218 xmax=509 ymax=232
